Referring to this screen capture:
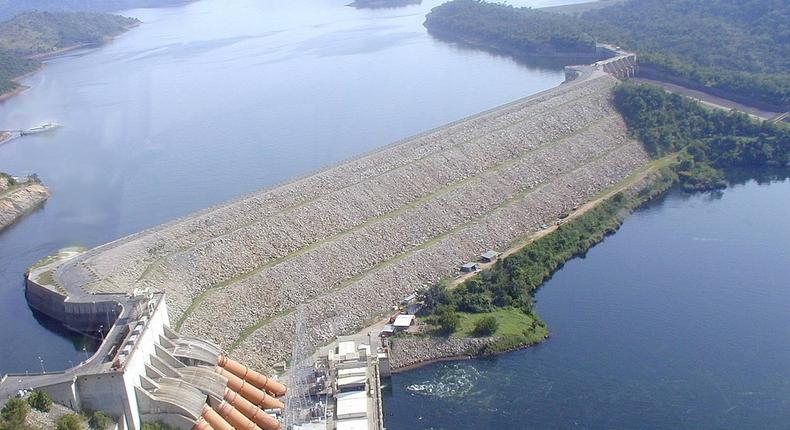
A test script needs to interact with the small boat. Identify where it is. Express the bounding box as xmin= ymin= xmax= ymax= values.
xmin=20 ymin=123 xmax=61 ymax=136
